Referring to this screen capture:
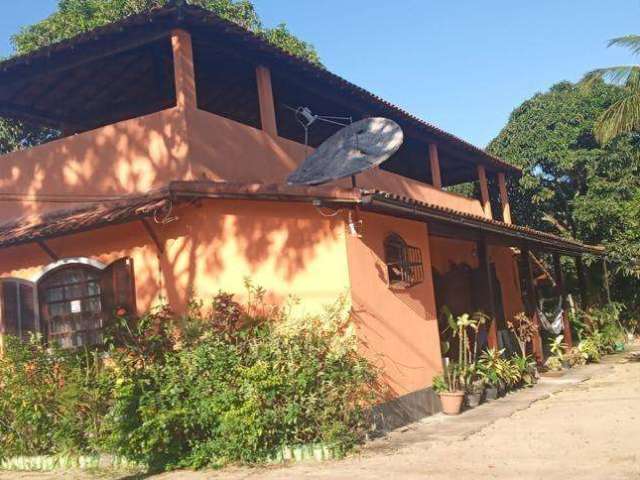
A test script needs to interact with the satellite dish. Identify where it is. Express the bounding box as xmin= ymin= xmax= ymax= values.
xmin=286 ymin=117 xmax=404 ymax=186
